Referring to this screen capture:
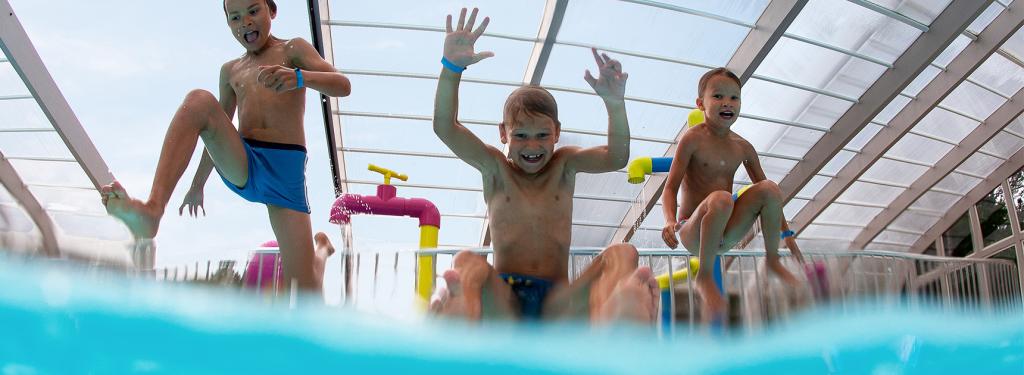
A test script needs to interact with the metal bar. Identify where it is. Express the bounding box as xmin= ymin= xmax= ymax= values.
xmin=0 ymin=128 xmax=55 ymax=133
xmin=4 ymin=156 xmax=76 ymax=163
xmin=616 ymin=0 xmax=755 ymax=28
xmin=782 ymin=32 xmax=894 ymax=67
xmin=846 ymin=0 xmax=929 ymax=32
xmin=0 ymin=94 xmax=32 ymax=101
xmin=750 ymin=73 xmax=860 ymax=102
